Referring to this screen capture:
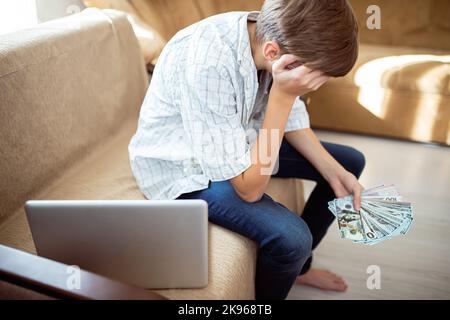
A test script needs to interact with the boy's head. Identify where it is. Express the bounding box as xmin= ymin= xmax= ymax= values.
xmin=256 ymin=0 xmax=359 ymax=77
